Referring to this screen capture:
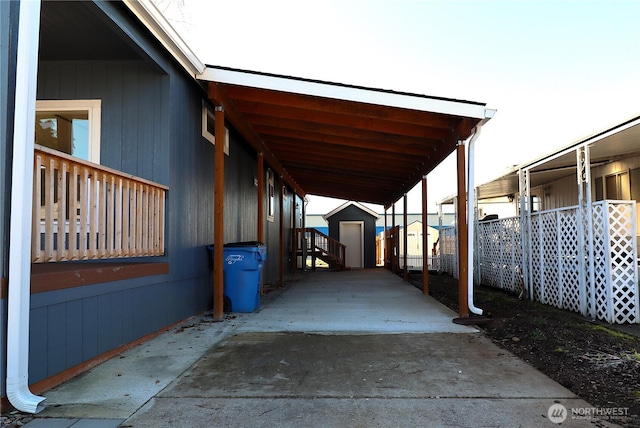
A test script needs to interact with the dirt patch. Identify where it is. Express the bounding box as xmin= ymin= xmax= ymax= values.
xmin=411 ymin=272 xmax=640 ymax=427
